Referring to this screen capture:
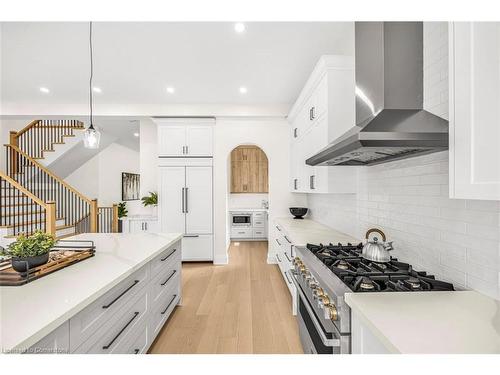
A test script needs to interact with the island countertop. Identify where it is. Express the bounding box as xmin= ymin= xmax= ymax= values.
xmin=0 ymin=232 xmax=183 ymax=352
xmin=345 ymin=290 xmax=500 ymax=354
